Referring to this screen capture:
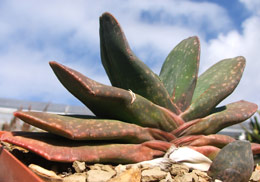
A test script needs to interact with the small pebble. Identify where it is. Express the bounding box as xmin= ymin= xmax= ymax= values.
xmin=72 ymin=161 xmax=86 ymax=173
